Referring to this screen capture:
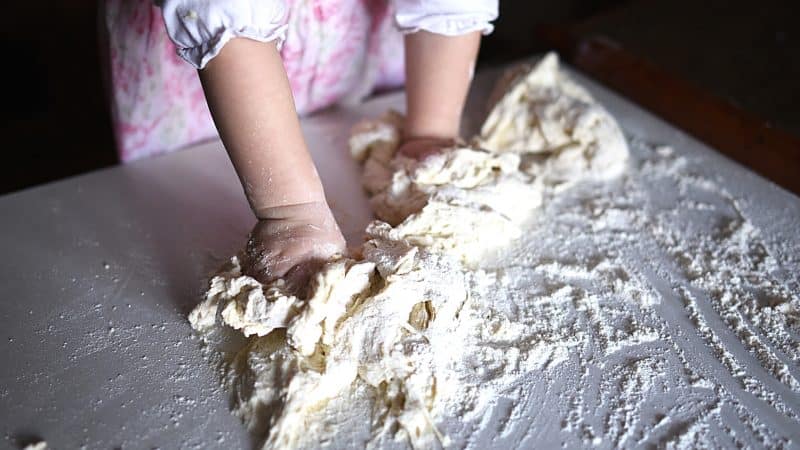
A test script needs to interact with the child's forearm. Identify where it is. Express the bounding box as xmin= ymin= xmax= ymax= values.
xmin=199 ymin=38 xmax=325 ymax=217
xmin=403 ymin=30 xmax=481 ymax=141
